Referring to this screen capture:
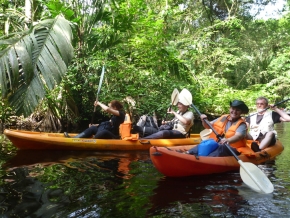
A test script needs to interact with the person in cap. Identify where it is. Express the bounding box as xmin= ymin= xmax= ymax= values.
xmin=245 ymin=96 xmax=290 ymax=151
xmin=197 ymin=100 xmax=249 ymax=157
xmin=142 ymin=89 xmax=194 ymax=139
